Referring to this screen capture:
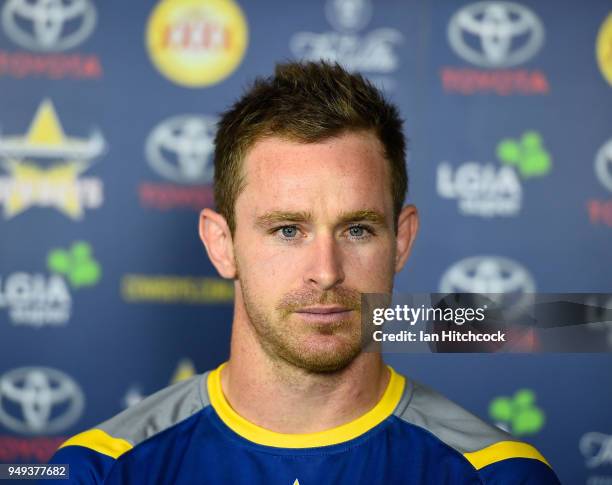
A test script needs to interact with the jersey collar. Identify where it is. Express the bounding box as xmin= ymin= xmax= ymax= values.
xmin=207 ymin=362 xmax=405 ymax=448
